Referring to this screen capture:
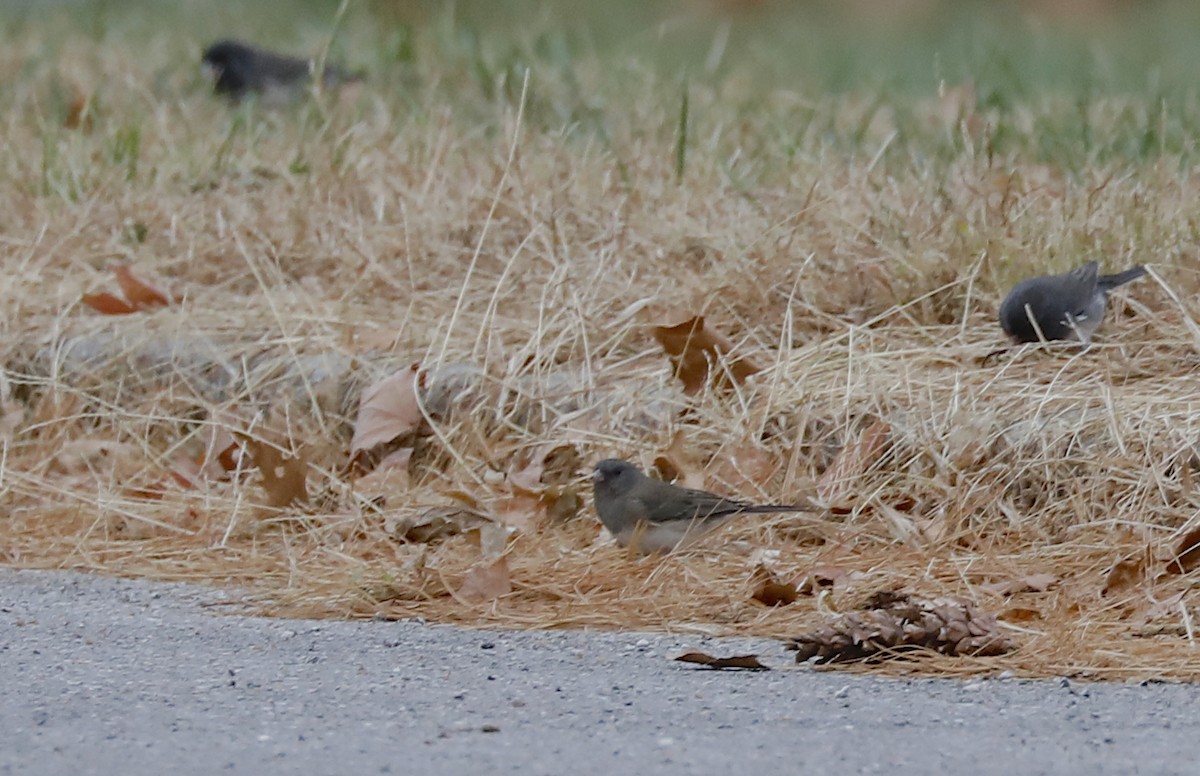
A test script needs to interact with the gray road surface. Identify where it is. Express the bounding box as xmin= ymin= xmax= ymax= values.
xmin=0 ymin=568 xmax=1195 ymax=775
